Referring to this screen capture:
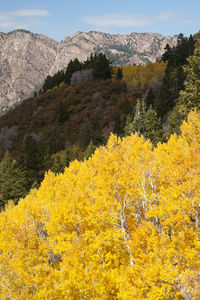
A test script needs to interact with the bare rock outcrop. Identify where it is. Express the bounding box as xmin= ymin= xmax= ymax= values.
xmin=0 ymin=29 xmax=177 ymax=113
xmin=0 ymin=30 xmax=57 ymax=113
